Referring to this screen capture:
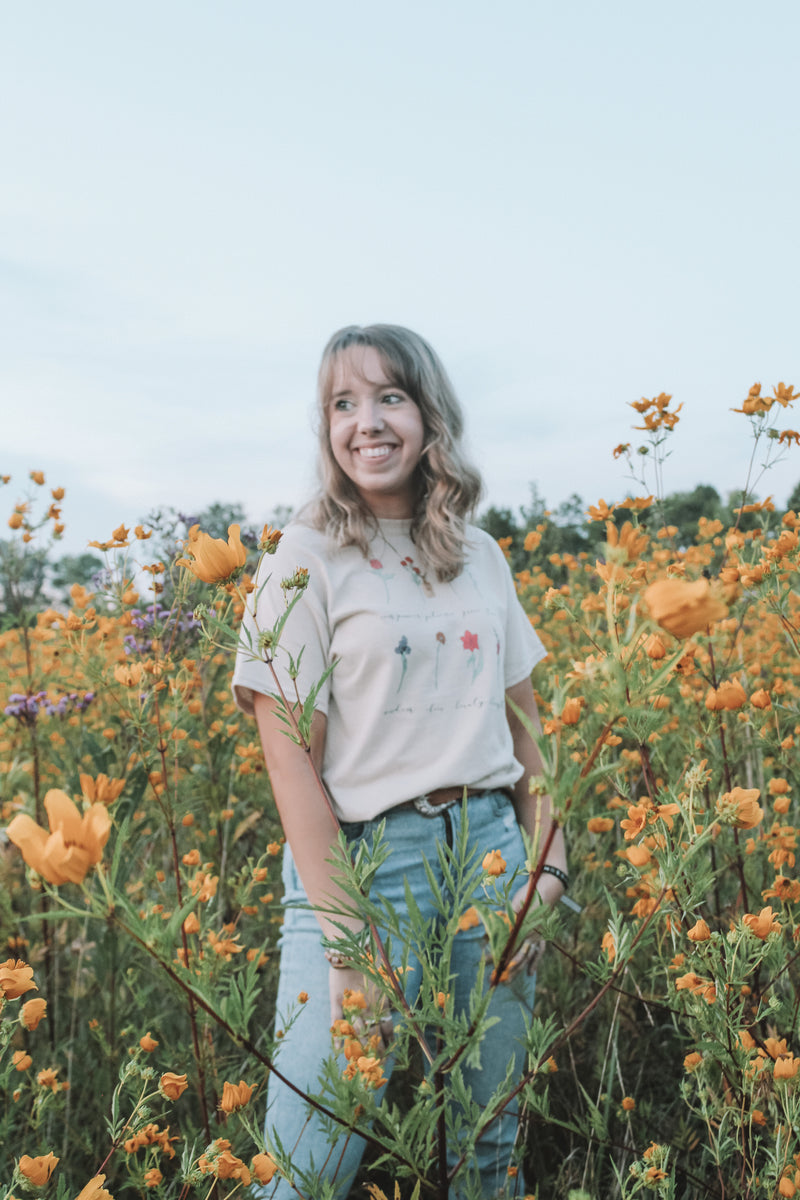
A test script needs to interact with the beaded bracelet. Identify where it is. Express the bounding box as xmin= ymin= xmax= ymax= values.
xmin=541 ymin=863 xmax=570 ymax=891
